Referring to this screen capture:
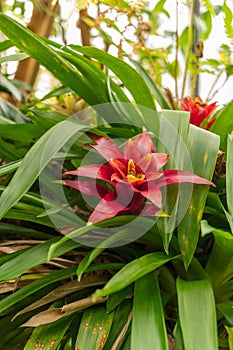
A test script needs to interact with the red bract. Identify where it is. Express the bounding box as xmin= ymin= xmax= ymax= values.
xmin=181 ymin=96 xmax=217 ymax=130
xmin=64 ymin=132 xmax=214 ymax=224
